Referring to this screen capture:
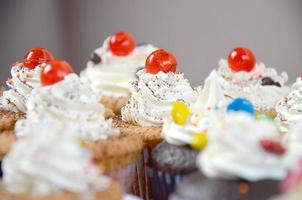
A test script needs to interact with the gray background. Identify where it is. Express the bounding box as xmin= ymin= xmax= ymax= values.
xmin=1 ymin=0 xmax=302 ymax=86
